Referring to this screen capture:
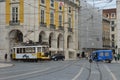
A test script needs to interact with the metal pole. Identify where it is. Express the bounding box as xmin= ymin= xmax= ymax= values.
xmin=63 ymin=0 xmax=65 ymax=55
xmin=34 ymin=0 xmax=35 ymax=43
